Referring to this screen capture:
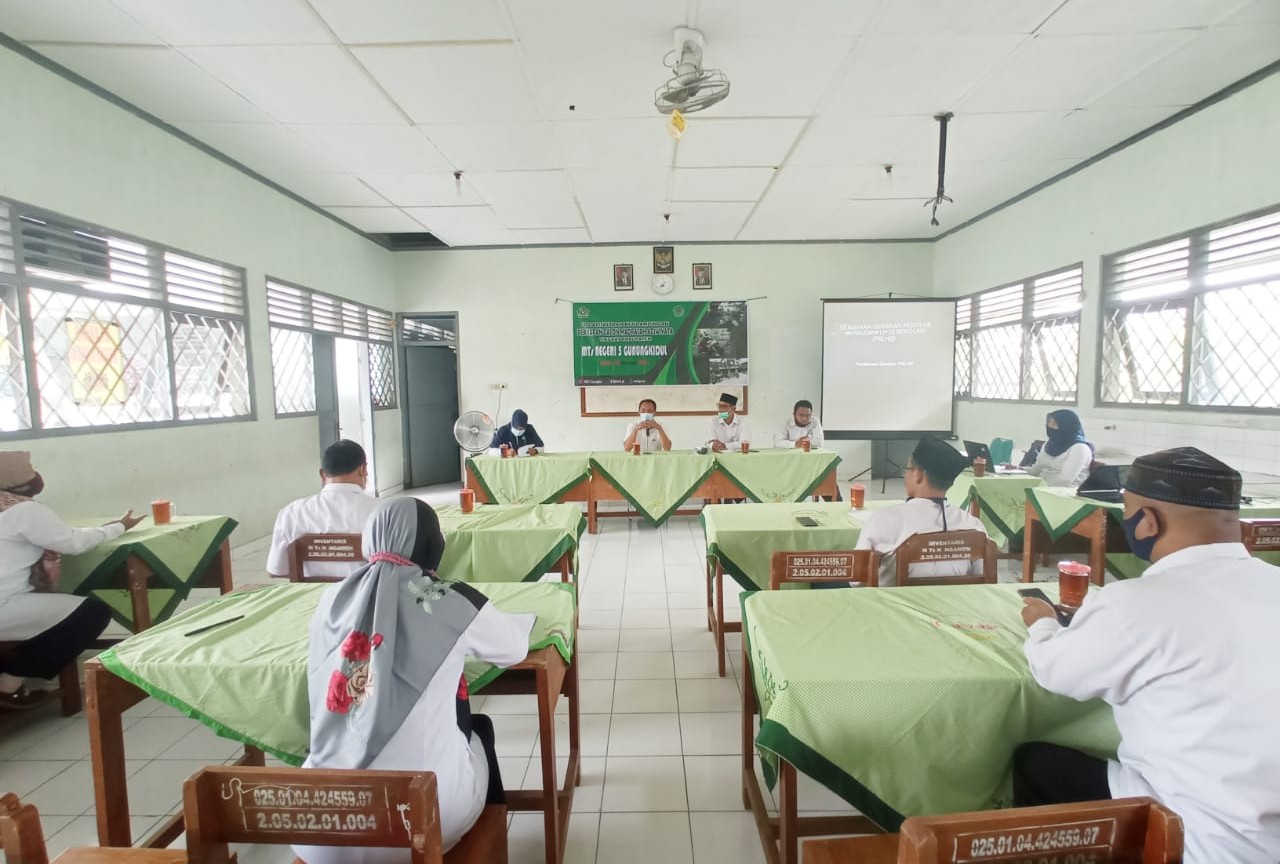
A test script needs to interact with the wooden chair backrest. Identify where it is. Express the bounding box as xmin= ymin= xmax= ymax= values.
xmin=183 ymin=766 xmax=442 ymax=864
xmin=894 ymin=530 xmax=997 ymax=587
xmin=770 ymin=550 xmax=880 ymax=589
xmin=1240 ymin=518 xmax=1280 ymax=553
xmin=897 ymin=796 xmax=1183 ymax=863
xmin=0 ymin=794 xmax=49 ymax=864
xmin=288 ymin=533 xmax=363 ymax=582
